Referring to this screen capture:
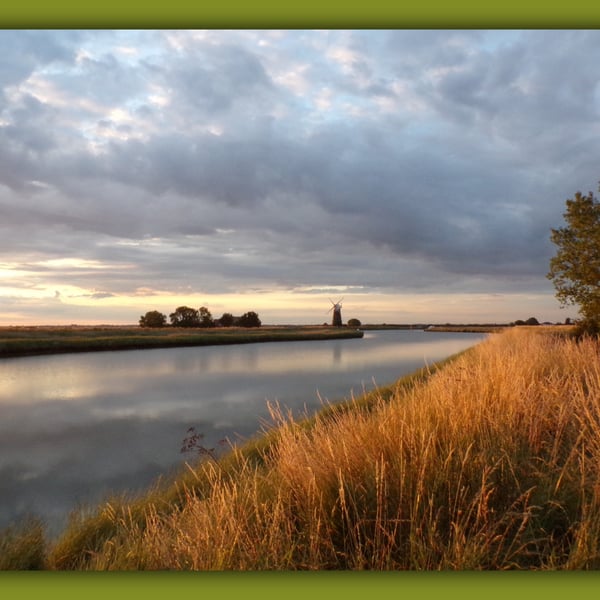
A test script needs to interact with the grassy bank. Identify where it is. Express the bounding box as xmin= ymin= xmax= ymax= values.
xmin=5 ymin=327 xmax=600 ymax=569
xmin=0 ymin=325 xmax=363 ymax=358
